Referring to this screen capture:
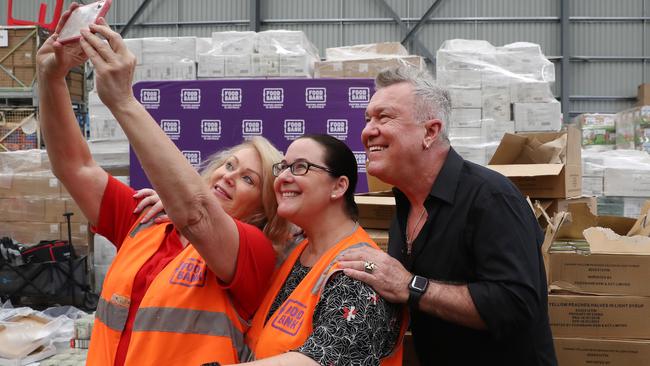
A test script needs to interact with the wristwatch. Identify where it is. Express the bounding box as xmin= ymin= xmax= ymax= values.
xmin=408 ymin=275 xmax=429 ymax=310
